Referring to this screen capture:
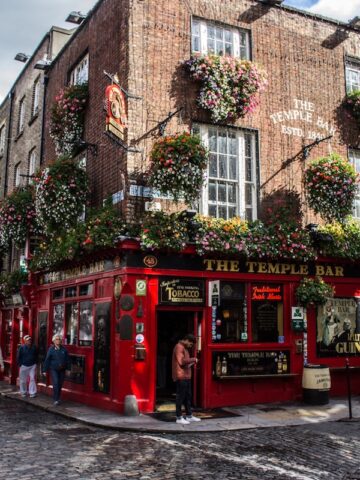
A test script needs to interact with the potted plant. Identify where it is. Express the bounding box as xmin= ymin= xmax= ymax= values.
xmin=295 ymin=276 xmax=335 ymax=307
xmin=34 ymin=157 xmax=88 ymax=236
xmin=184 ymin=54 xmax=267 ymax=123
xmin=304 ymin=154 xmax=358 ymax=222
xmin=0 ymin=185 xmax=38 ymax=248
xmin=344 ymin=90 xmax=360 ymax=124
xmin=148 ymin=132 xmax=208 ymax=205
xmin=49 ymin=83 xmax=88 ymax=156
